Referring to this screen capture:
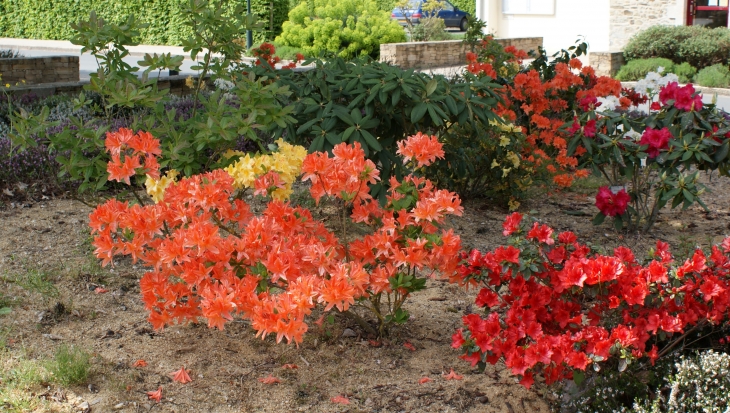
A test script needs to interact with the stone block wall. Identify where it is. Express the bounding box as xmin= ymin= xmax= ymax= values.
xmin=609 ymin=0 xmax=681 ymax=51
xmin=590 ymin=51 xmax=626 ymax=77
xmin=0 ymin=56 xmax=79 ymax=85
xmin=379 ymin=37 xmax=543 ymax=70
